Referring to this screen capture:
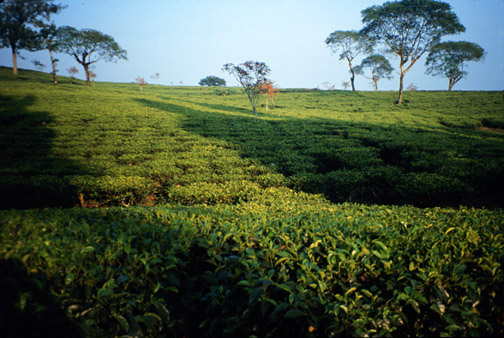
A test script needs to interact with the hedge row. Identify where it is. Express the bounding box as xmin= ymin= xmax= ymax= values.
xmin=1 ymin=203 xmax=503 ymax=337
